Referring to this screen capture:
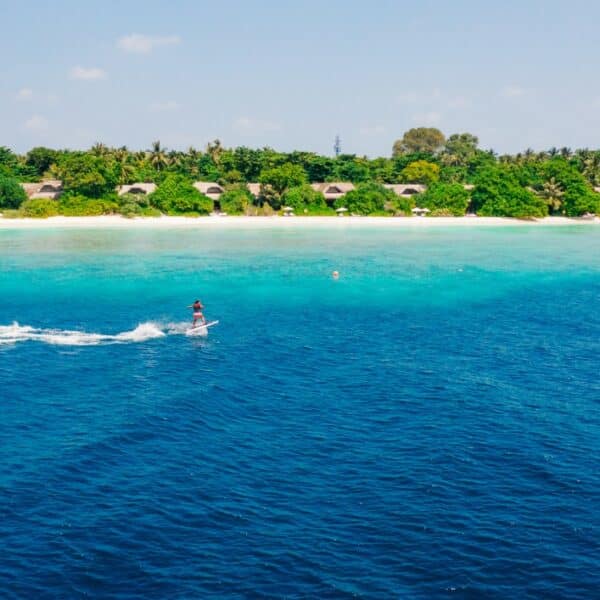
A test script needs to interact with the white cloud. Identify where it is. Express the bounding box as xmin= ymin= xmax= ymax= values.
xmin=149 ymin=100 xmax=181 ymax=112
xmin=411 ymin=111 xmax=442 ymax=125
xmin=117 ymin=34 xmax=181 ymax=54
xmin=24 ymin=115 xmax=49 ymax=131
xmin=501 ymin=85 xmax=526 ymax=98
xmin=233 ymin=116 xmax=281 ymax=133
xmin=359 ymin=125 xmax=386 ymax=135
xmin=16 ymin=87 xmax=33 ymax=101
xmin=70 ymin=66 xmax=107 ymax=81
